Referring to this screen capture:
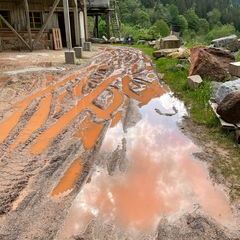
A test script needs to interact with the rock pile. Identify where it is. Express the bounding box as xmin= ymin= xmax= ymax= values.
xmin=189 ymin=47 xmax=235 ymax=81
